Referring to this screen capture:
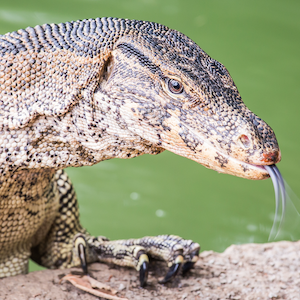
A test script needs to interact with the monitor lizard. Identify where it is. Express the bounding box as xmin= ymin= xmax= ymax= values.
xmin=0 ymin=17 xmax=280 ymax=286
